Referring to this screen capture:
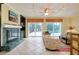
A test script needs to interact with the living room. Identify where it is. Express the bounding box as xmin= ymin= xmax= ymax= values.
xmin=0 ymin=3 xmax=79 ymax=55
